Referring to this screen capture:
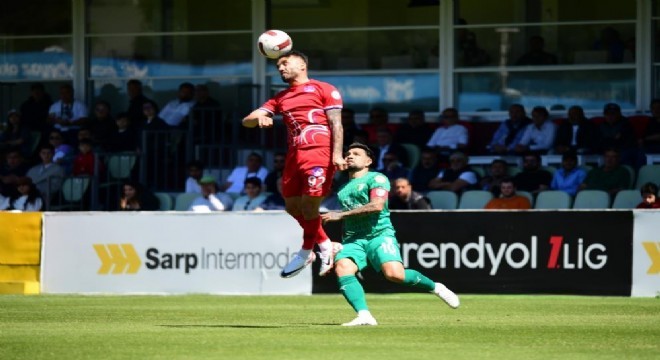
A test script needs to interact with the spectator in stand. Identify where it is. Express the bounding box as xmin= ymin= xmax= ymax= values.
xmin=389 ymin=177 xmax=431 ymax=210
xmin=480 ymin=159 xmax=509 ymax=197
xmin=515 ymin=106 xmax=556 ymax=155
xmin=257 ymin=177 xmax=286 ymax=211
xmin=378 ymin=151 xmax=410 ymax=183
xmin=580 ymin=148 xmax=631 ymax=196
xmin=189 ymin=176 xmax=233 ymax=212
xmin=341 ymin=108 xmax=361 ymax=150
xmin=19 ymin=82 xmax=52 ymax=134
xmin=141 ymin=100 xmax=169 ymax=131
xmin=554 ymin=105 xmax=598 ymax=155
xmin=0 ymin=176 xmax=42 ymax=212
xmin=372 ymin=127 xmax=408 ymax=170
xmin=594 ymin=27 xmax=625 ymax=64
xmin=0 ymin=150 xmax=29 ymax=197
xmin=72 ymin=139 xmax=102 ymax=177
xmin=488 ymin=104 xmax=532 ymax=154
xmin=368 ymin=107 xmax=389 ymax=126
xmin=26 ymin=144 xmax=65 ymax=200
xmin=264 ymin=152 xmax=286 ymax=195
xmin=191 ymin=84 xmax=222 ymax=143
xmin=104 ymin=113 xmax=139 ymax=153
xmin=48 ymin=129 xmax=74 ymax=173
xmin=484 ymin=178 xmax=531 ymax=210
xmin=159 ymin=82 xmax=195 ymax=128
xmin=118 ymin=180 xmax=159 ymax=211
xmin=428 ymin=151 xmax=479 ymax=194
xmin=184 ymin=160 xmax=205 ymax=194
xmin=455 ymin=19 xmax=491 ymax=67
xmin=395 ymin=109 xmax=432 ymax=149
xmin=232 ymin=177 xmax=268 ymax=211
xmin=513 ymin=153 xmax=552 ymax=194
xmin=640 ymin=99 xmax=660 ymax=154
xmin=550 ymin=152 xmax=587 ymax=196
xmin=47 ymin=84 xmax=88 ymax=144
xmin=409 ymin=147 xmax=439 ymax=193
xmin=0 ymin=110 xmax=31 ymax=157
xmin=89 ymin=100 xmax=117 ymax=150
xmin=598 ymin=102 xmax=641 ymax=167
xmin=636 ymin=182 xmax=660 ymax=209
xmin=515 ymin=35 xmax=558 ymax=66
xmin=126 ymin=79 xmax=153 ymax=127
xmin=426 ymin=107 xmax=468 ymax=159
xmin=221 ymin=152 xmax=268 ymax=194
